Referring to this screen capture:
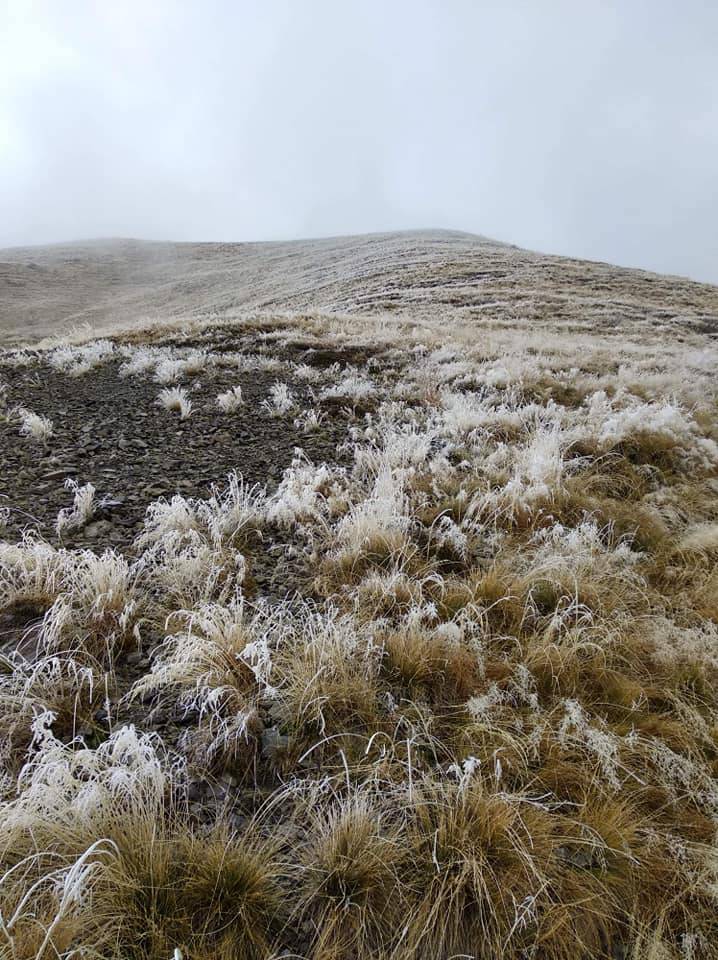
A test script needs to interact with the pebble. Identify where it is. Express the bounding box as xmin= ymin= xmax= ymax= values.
xmin=261 ymin=726 xmax=290 ymax=758
xmin=43 ymin=467 xmax=78 ymax=480
xmin=143 ymin=485 xmax=168 ymax=497
xmin=556 ymin=845 xmax=595 ymax=869
xmin=83 ymin=519 xmax=114 ymax=538
xmin=98 ymin=497 xmax=124 ymax=512
xmin=265 ymin=699 xmax=288 ymax=723
xmin=94 ymin=708 xmax=111 ymax=727
xmin=187 ymin=780 xmax=205 ymax=801
xmin=229 ymin=811 xmax=248 ymax=831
